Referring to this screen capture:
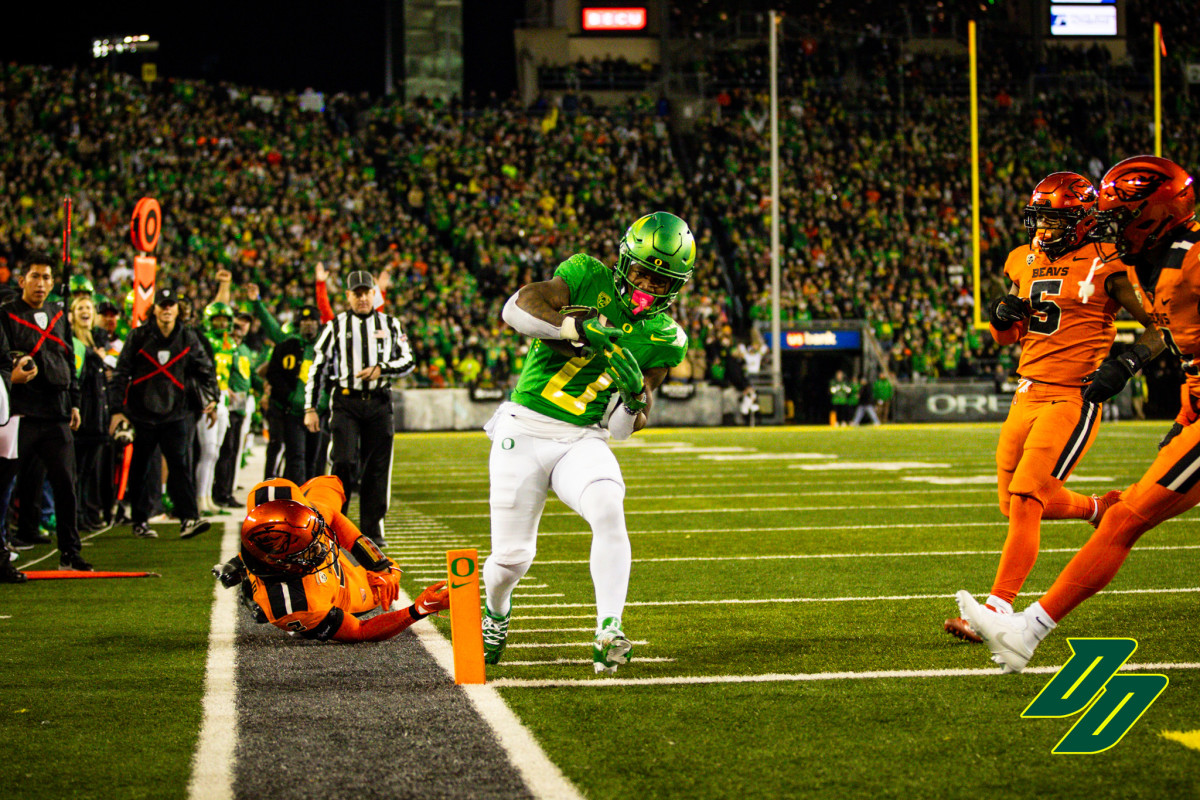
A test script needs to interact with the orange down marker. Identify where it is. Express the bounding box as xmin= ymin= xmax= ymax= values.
xmin=446 ymin=548 xmax=486 ymax=684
